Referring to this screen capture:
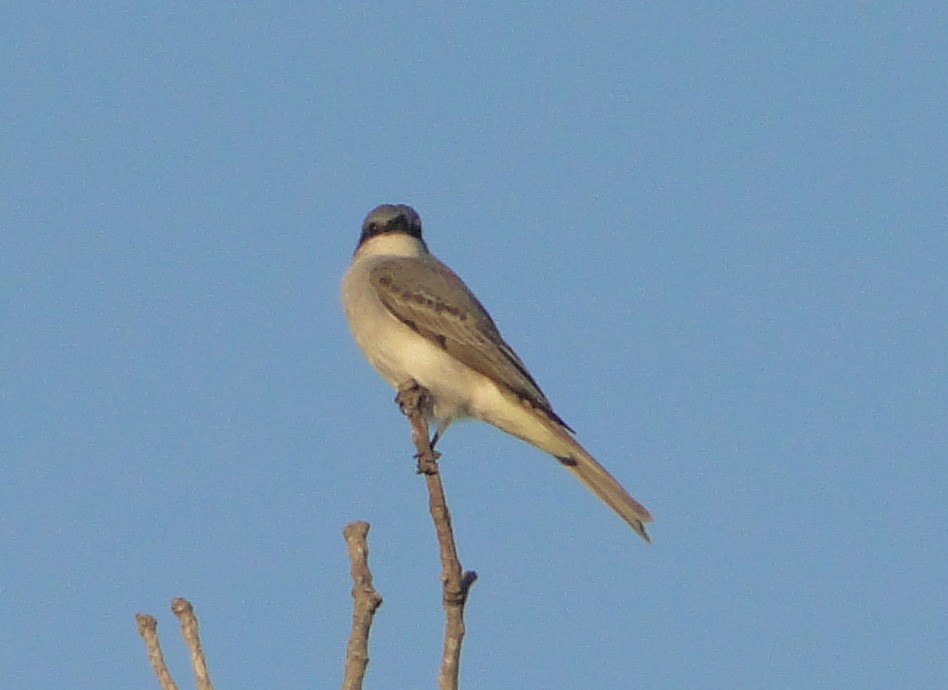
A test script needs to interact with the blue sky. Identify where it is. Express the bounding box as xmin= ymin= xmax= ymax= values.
xmin=2 ymin=4 xmax=945 ymax=688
